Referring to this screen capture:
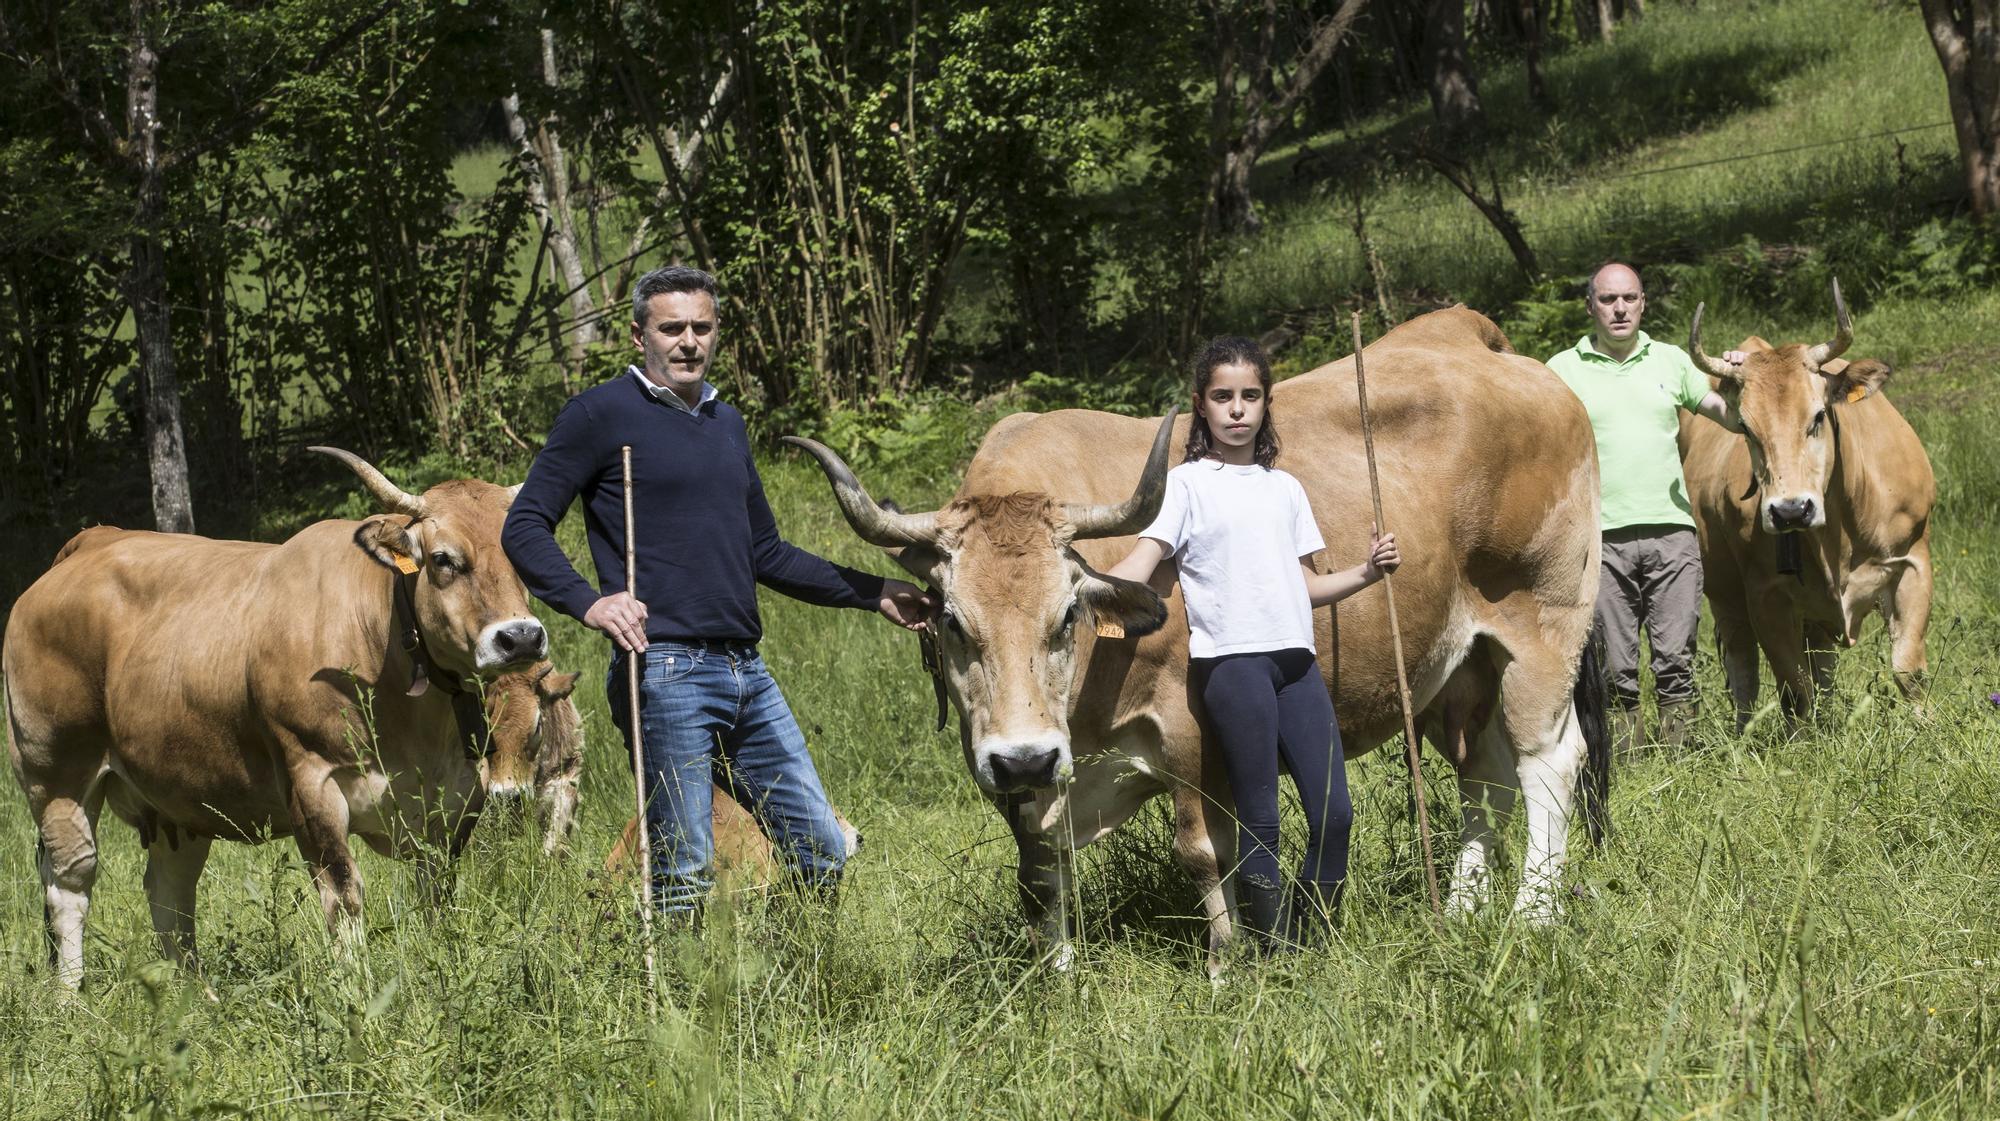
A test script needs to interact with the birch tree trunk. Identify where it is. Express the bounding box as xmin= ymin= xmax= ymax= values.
xmin=503 ymin=29 xmax=596 ymax=373
xmin=1920 ymin=0 xmax=2000 ymax=221
xmin=124 ymin=0 xmax=195 ymax=534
